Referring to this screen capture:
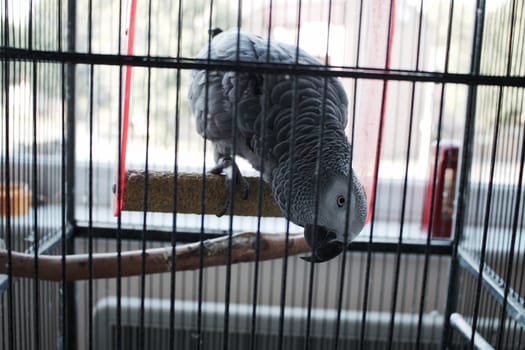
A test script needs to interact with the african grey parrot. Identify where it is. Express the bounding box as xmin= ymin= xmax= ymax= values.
xmin=188 ymin=28 xmax=367 ymax=262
